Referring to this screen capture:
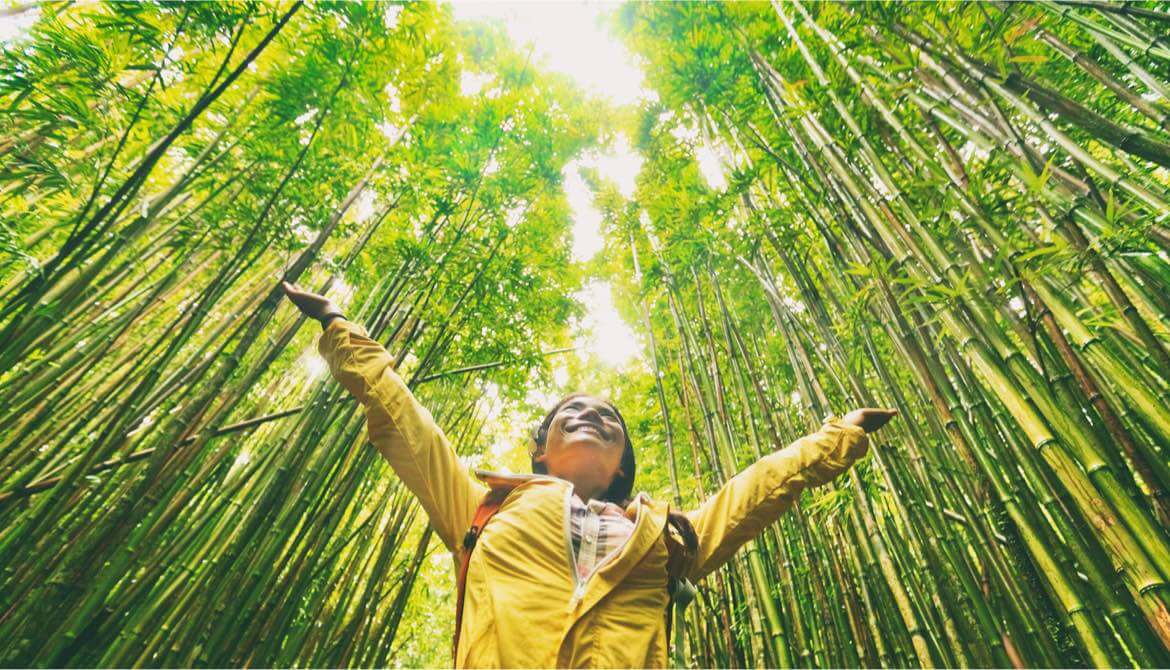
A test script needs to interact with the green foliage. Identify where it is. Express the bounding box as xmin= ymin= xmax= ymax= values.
xmin=4 ymin=0 xmax=1170 ymax=668
xmin=599 ymin=1 xmax=1170 ymax=667
xmin=0 ymin=2 xmax=603 ymax=666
